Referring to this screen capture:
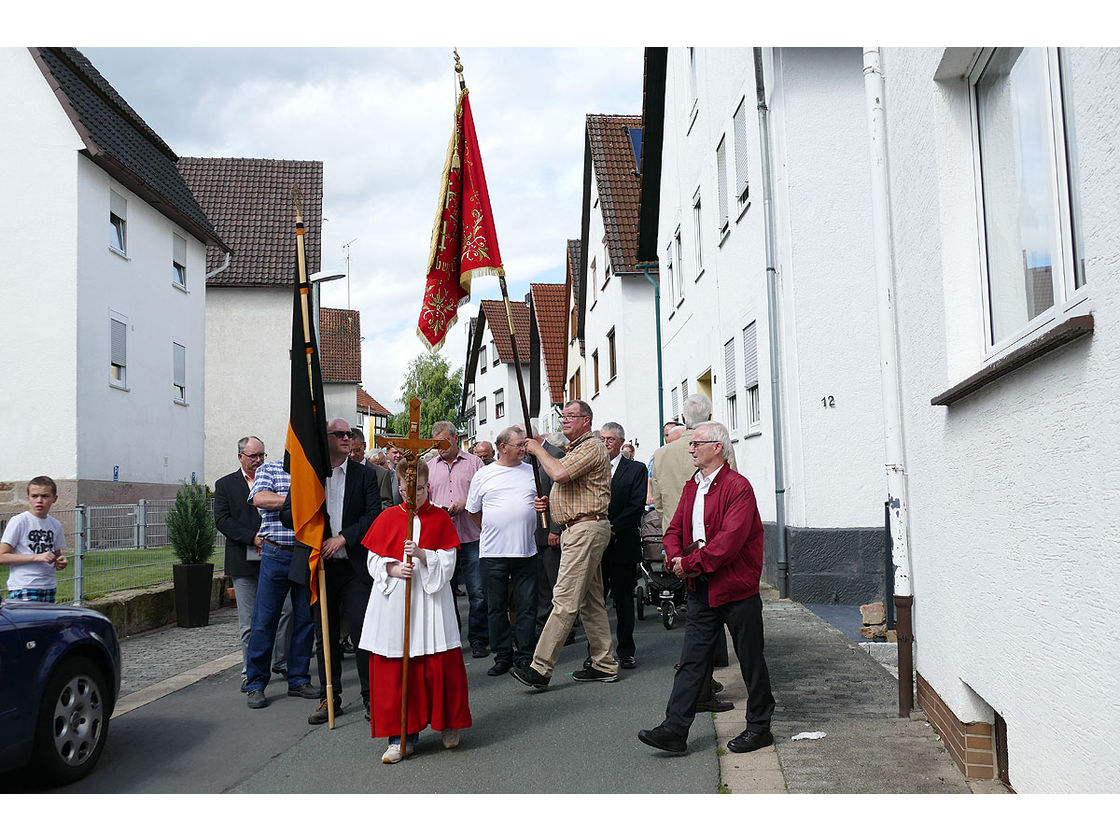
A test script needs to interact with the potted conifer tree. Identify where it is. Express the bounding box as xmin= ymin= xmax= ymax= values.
xmin=166 ymin=481 xmax=218 ymax=627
